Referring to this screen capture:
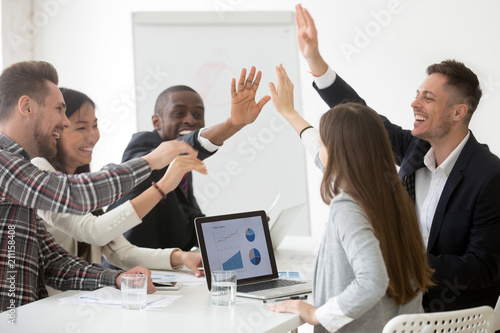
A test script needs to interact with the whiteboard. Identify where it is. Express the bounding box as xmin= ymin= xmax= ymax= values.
xmin=131 ymin=11 xmax=310 ymax=236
